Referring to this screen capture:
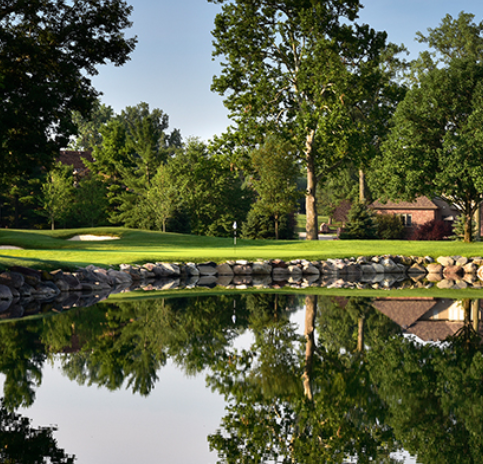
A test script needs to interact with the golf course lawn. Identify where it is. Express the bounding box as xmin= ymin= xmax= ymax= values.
xmin=0 ymin=227 xmax=482 ymax=270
